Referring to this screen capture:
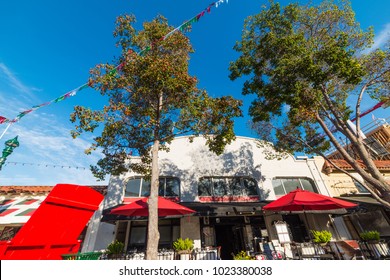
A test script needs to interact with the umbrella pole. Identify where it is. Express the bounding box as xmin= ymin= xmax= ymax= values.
xmin=303 ymin=210 xmax=312 ymax=241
